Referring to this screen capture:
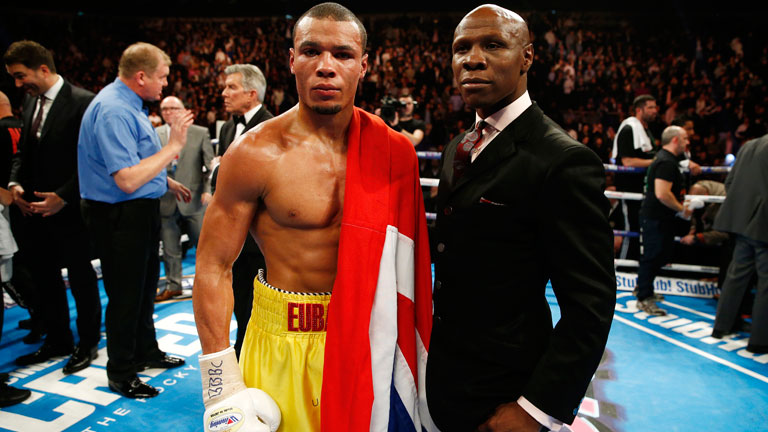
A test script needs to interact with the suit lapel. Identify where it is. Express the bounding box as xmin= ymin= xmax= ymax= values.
xmin=40 ymin=81 xmax=72 ymax=141
xmin=244 ymin=106 xmax=264 ymax=133
xmin=446 ymin=104 xmax=542 ymax=195
xmin=221 ymin=120 xmax=235 ymax=148
xmin=21 ymin=96 xmax=36 ymax=143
